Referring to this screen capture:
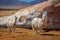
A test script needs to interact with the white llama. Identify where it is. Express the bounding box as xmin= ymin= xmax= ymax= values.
xmin=31 ymin=10 xmax=48 ymax=34
xmin=7 ymin=16 xmax=17 ymax=32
